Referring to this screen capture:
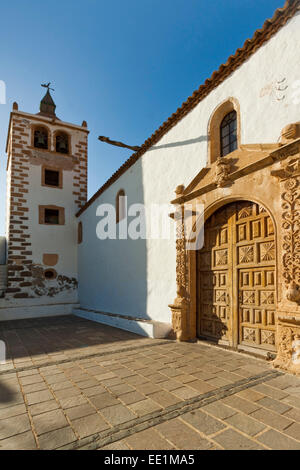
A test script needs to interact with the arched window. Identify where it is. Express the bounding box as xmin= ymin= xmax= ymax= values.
xmin=116 ymin=190 xmax=126 ymax=223
xmin=220 ymin=111 xmax=237 ymax=157
xmin=208 ymin=98 xmax=240 ymax=163
xmin=34 ymin=127 xmax=48 ymax=150
xmin=56 ymin=132 xmax=69 ymax=154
